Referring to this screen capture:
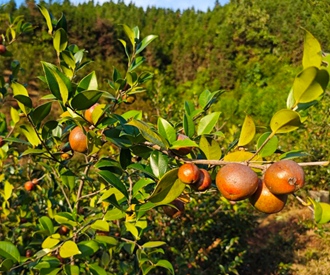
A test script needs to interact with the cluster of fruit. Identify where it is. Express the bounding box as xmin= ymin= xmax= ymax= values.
xmin=171 ymin=159 xmax=305 ymax=217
